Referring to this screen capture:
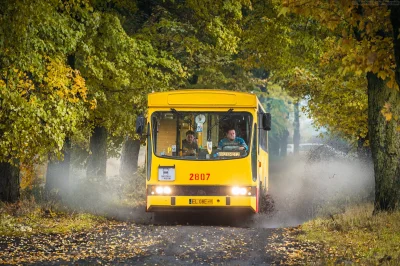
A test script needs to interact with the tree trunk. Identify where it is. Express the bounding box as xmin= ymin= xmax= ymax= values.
xmin=280 ymin=129 xmax=289 ymax=157
xmin=367 ymin=72 xmax=400 ymax=212
xmin=46 ymin=137 xmax=71 ymax=194
xmin=293 ymin=101 xmax=300 ymax=154
xmin=87 ymin=126 xmax=108 ymax=180
xmin=268 ymin=136 xmax=280 ymax=156
xmin=0 ymin=161 xmax=20 ymax=203
xmin=119 ymin=137 xmax=141 ymax=178
xmin=188 ymin=74 xmax=198 ymax=85
xmin=390 ymin=5 xmax=400 ymax=87
xmin=357 ymin=137 xmax=370 ymax=162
